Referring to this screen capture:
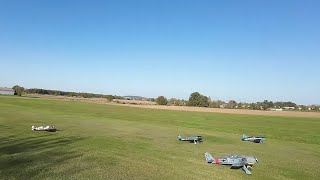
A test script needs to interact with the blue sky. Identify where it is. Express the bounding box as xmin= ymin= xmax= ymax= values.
xmin=0 ymin=0 xmax=319 ymax=104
